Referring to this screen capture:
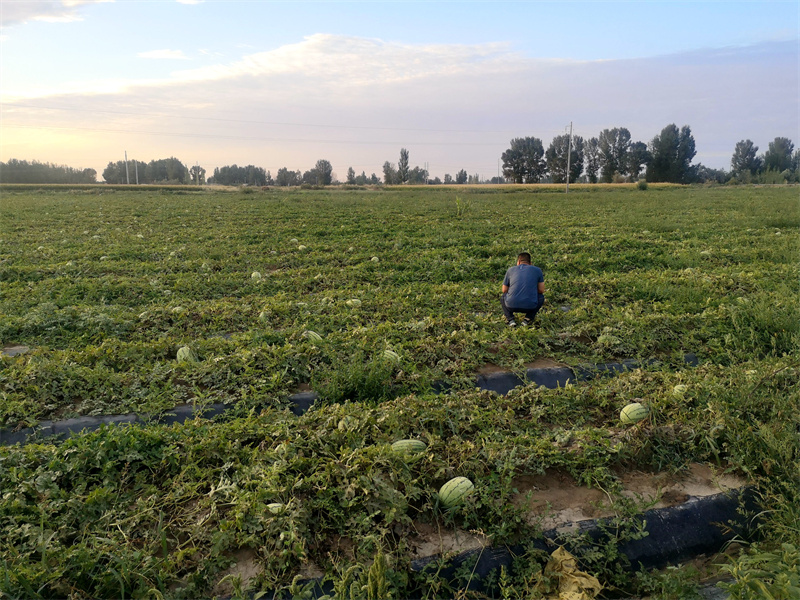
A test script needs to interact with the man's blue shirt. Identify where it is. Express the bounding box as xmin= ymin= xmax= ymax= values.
xmin=503 ymin=264 xmax=543 ymax=309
